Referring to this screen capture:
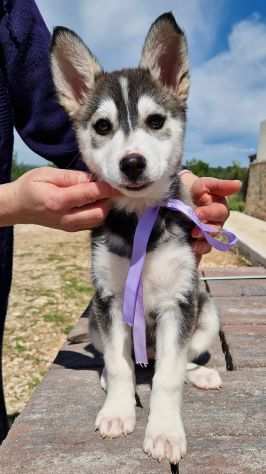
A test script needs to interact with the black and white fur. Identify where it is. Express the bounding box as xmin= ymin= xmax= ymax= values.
xmin=51 ymin=13 xmax=221 ymax=464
